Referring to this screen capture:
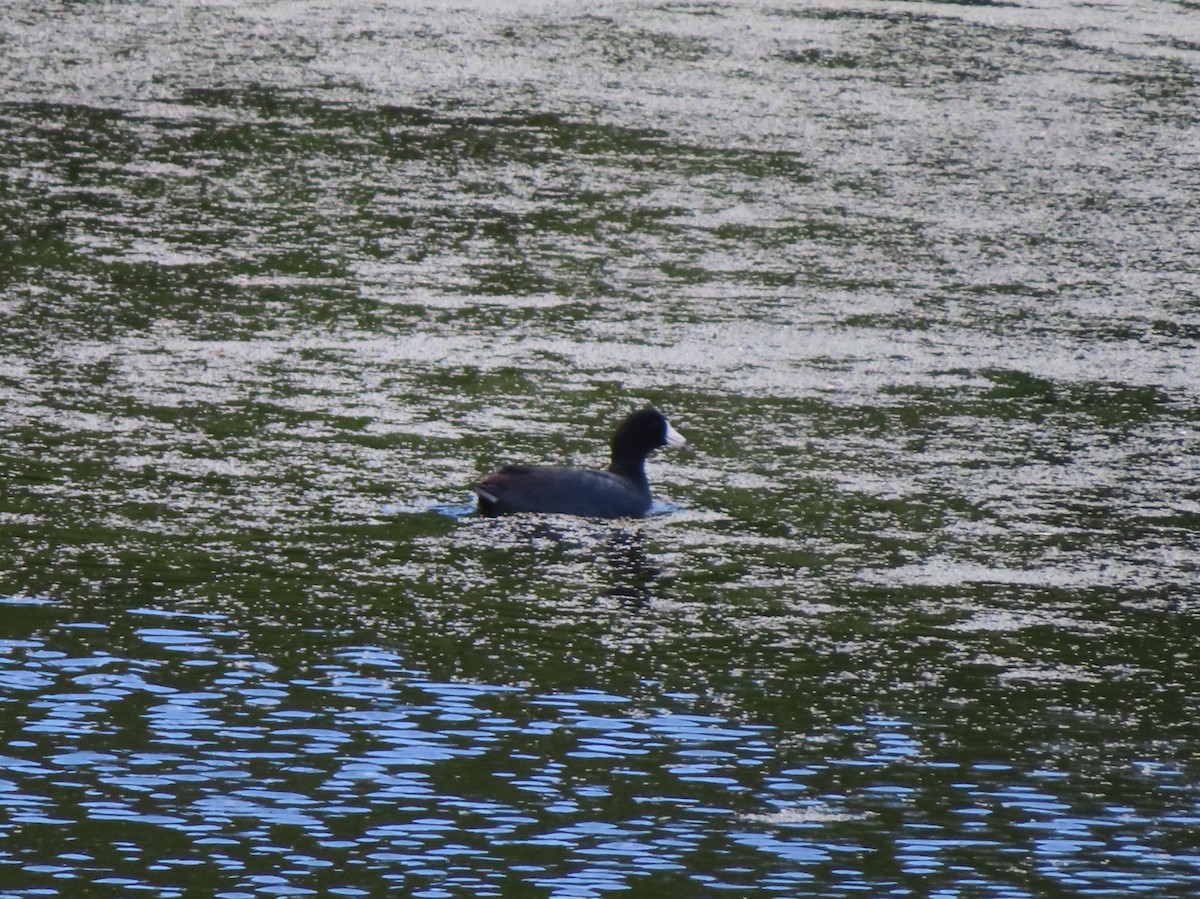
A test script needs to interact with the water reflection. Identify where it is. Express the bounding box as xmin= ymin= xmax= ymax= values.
xmin=0 ymin=602 xmax=1195 ymax=895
